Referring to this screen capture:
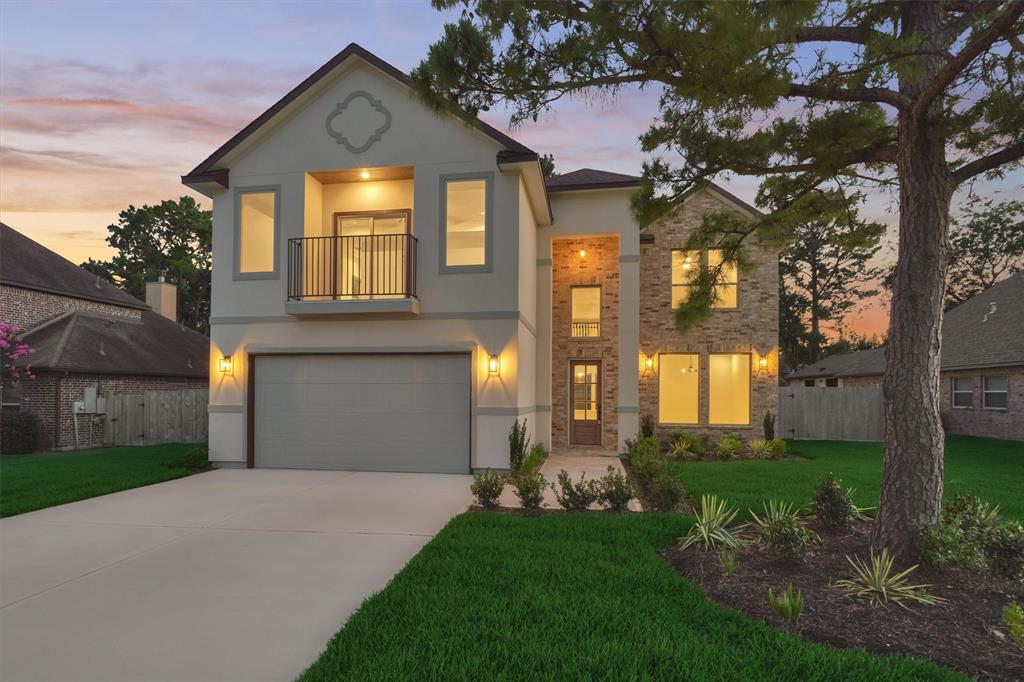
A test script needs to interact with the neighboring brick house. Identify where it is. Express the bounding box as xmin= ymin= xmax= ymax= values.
xmin=787 ymin=272 xmax=1024 ymax=441
xmin=1 ymin=223 xmax=209 ymax=450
